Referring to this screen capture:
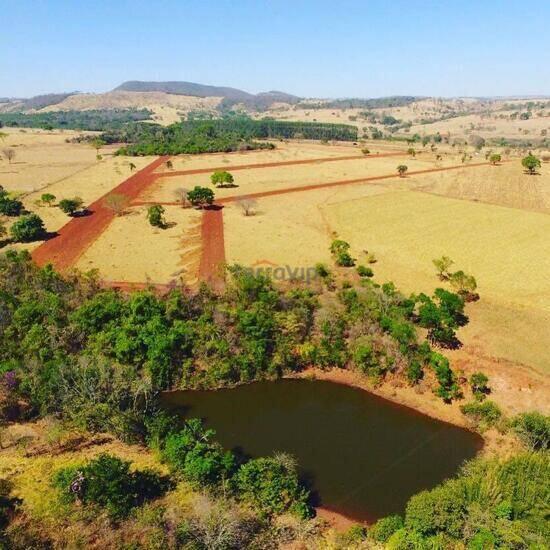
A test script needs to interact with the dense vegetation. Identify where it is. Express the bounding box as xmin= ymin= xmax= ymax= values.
xmin=0 ymin=251 xmax=548 ymax=547
xmin=113 ymin=117 xmax=357 ymax=155
xmin=299 ymin=96 xmax=420 ymax=110
xmin=0 ymin=109 xmax=153 ymax=131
